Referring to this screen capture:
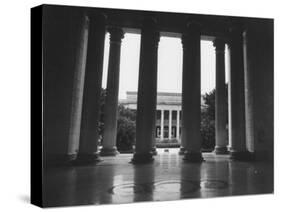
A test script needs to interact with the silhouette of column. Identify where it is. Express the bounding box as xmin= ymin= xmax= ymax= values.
xmin=213 ymin=38 xmax=228 ymax=154
xmin=168 ymin=110 xmax=172 ymax=139
xmin=132 ymin=18 xmax=160 ymax=163
xmin=75 ymin=13 xmax=106 ymax=164
xmin=228 ymin=25 xmax=251 ymax=160
xmin=181 ymin=22 xmax=203 ymax=162
xmin=160 ymin=110 xmax=164 ymax=140
xmin=100 ymin=27 xmax=124 ymax=156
